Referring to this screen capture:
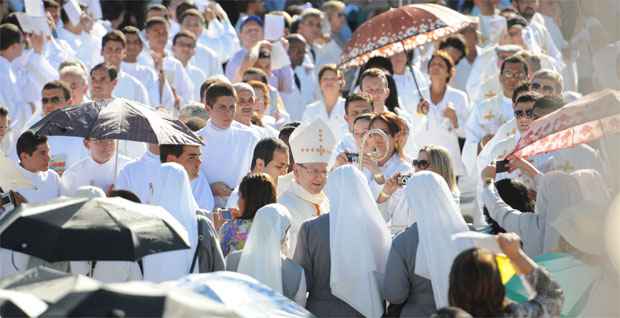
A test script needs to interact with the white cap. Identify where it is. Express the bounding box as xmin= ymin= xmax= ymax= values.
xmin=289 ymin=119 xmax=336 ymax=164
